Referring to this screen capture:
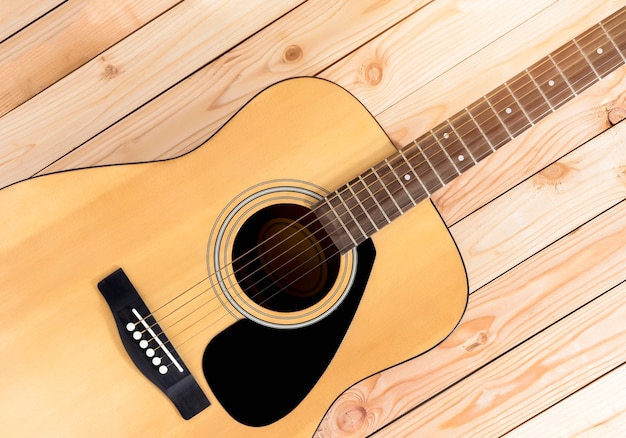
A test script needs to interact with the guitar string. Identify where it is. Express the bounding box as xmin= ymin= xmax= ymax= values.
xmin=132 ymin=23 xmax=625 ymax=358
xmin=154 ymin=37 xmax=626 ymax=364
xmin=139 ymin=24 xmax=620 ymax=350
xmin=177 ymin=23 xmax=626 ymax=317
xmin=159 ymin=83 xmax=624 ymax=361
xmin=164 ymin=22 xmax=625 ymax=315
xmin=135 ymin=21 xmax=620 ymax=356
